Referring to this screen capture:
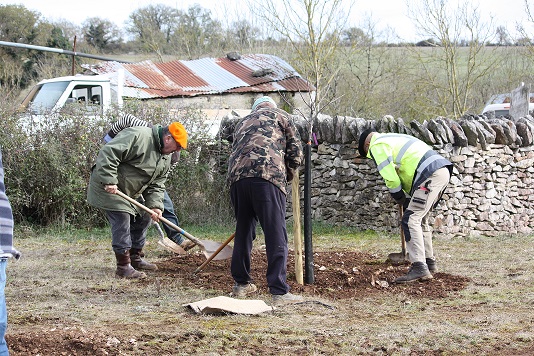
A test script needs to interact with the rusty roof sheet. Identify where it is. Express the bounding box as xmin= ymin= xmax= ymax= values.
xmin=82 ymin=54 xmax=314 ymax=99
